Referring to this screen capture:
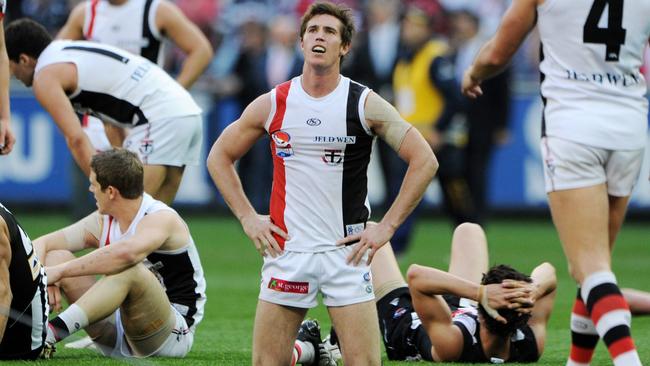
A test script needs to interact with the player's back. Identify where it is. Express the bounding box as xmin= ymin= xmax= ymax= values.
xmin=0 ymin=203 xmax=48 ymax=360
xmin=35 ymin=40 xmax=200 ymax=128
xmin=537 ymin=0 xmax=650 ymax=150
